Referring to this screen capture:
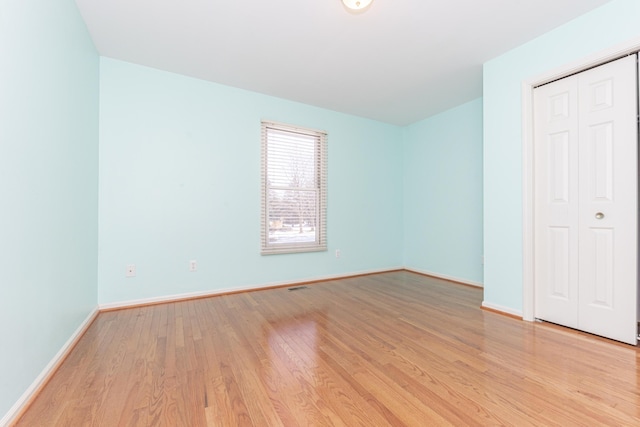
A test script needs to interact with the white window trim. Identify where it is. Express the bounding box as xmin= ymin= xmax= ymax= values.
xmin=261 ymin=120 xmax=327 ymax=255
